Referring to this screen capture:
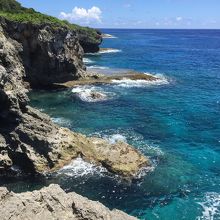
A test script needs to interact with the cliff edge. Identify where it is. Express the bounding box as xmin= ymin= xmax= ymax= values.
xmin=0 ymin=0 xmax=150 ymax=178
xmin=0 ymin=184 xmax=138 ymax=220
xmin=0 ymin=1 xmax=147 ymax=219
